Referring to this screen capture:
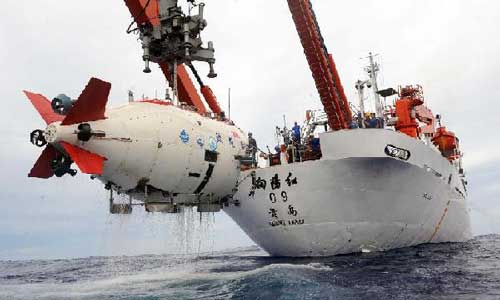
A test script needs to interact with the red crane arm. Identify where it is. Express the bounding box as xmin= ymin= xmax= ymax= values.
xmin=123 ymin=0 xmax=160 ymax=26
xmin=123 ymin=0 xmax=210 ymax=114
xmin=287 ymin=0 xmax=352 ymax=130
